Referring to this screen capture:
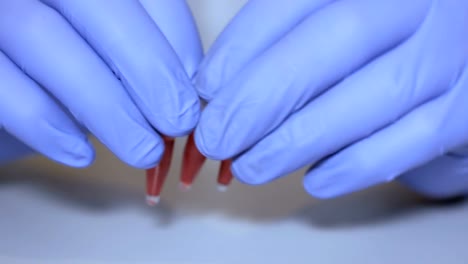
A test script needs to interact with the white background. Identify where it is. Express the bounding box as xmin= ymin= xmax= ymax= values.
xmin=0 ymin=1 xmax=467 ymax=263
